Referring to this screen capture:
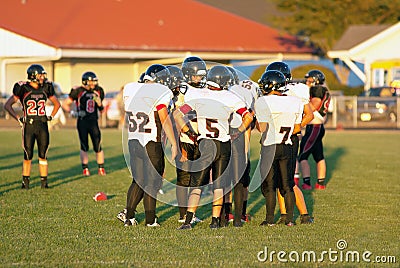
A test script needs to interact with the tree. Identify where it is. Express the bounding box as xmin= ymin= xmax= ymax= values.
xmin=270 ymin=0 xmax=399 ymax=53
